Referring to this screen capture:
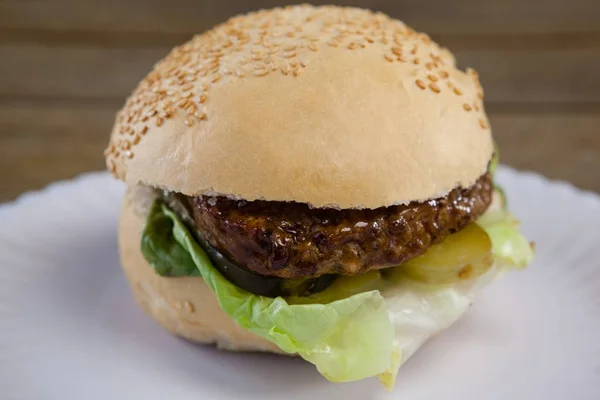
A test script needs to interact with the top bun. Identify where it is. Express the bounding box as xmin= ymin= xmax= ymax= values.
xmin=105 ymin=5 xmax=493 ymax=209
